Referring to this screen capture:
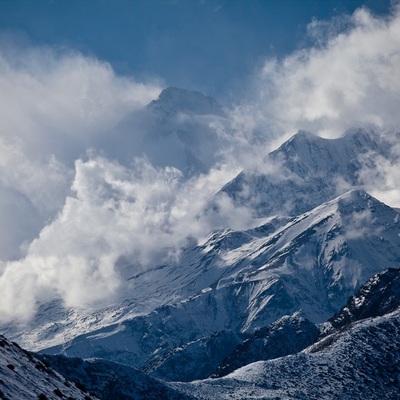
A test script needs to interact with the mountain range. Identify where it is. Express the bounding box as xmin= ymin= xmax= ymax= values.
xmin=171 ymin=268 xmax=400 ymax=399
xmin=1 ymin=87 xmax=399 ymax=399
